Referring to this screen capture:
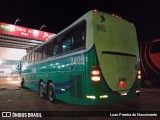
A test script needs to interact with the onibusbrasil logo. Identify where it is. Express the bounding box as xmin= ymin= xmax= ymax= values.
xmin=1 ymin=112 xmax=42 ymax=118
